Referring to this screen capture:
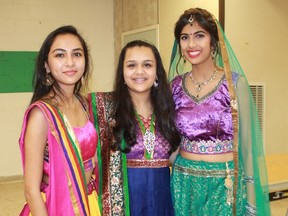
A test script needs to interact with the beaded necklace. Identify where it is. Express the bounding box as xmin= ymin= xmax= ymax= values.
xmin=135 ymin=112 xmax=156 ymax=159
xmin=189 ymin=69 xmax=217 ymax=98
